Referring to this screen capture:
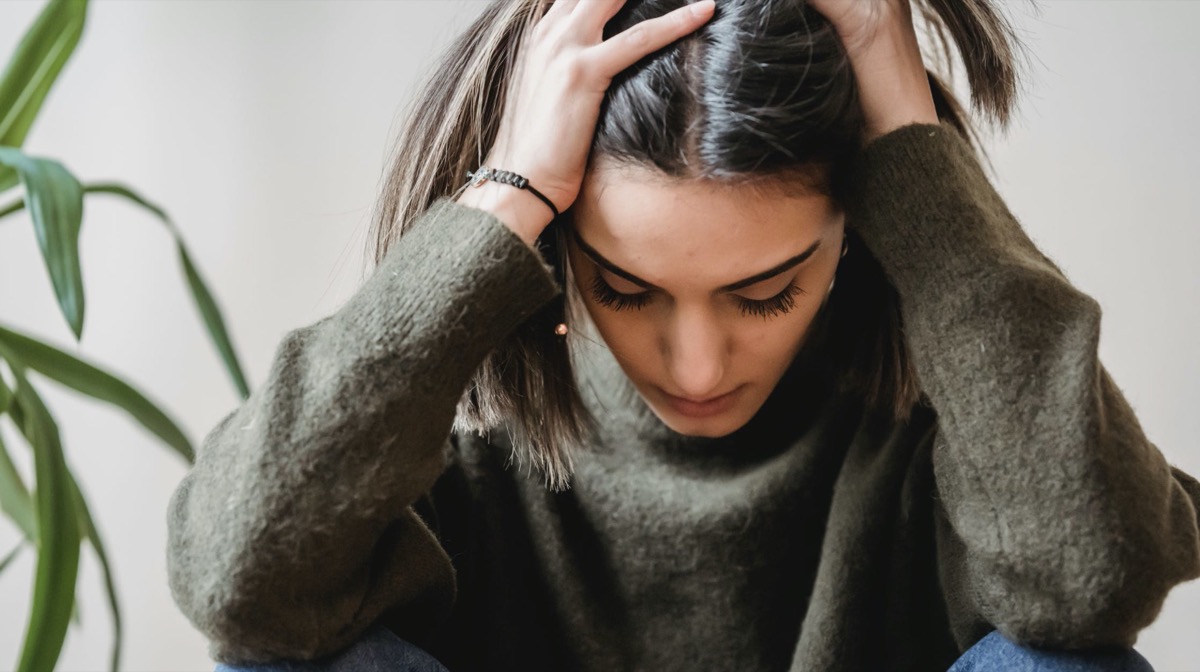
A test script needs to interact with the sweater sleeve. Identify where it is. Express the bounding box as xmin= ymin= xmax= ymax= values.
xmin=165 ymin=196 xmax=562 ymax=665
xmin=844 ymin=122 xmax=1200 ymax=651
